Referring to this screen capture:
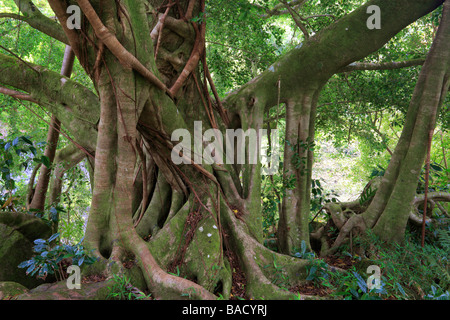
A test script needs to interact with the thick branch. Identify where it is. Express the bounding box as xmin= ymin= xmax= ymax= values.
xmin=408 ymin=192 xmax=450 ymax=225
xmin=414 ymin=192 xmax=450 ymax=204
xmin=224 ymin=0 xmax=443 ymax=112
xmin=29 ymin=46 xmax=75 ymax=212
xmin=0 ymin=53 xmax=99 ymax=151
